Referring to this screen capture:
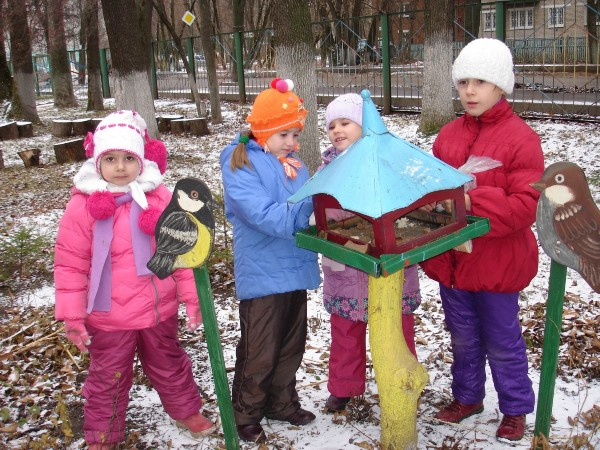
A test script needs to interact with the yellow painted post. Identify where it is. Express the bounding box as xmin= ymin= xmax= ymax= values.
xmin=368 ymin=269 xmax=429 ymax=450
